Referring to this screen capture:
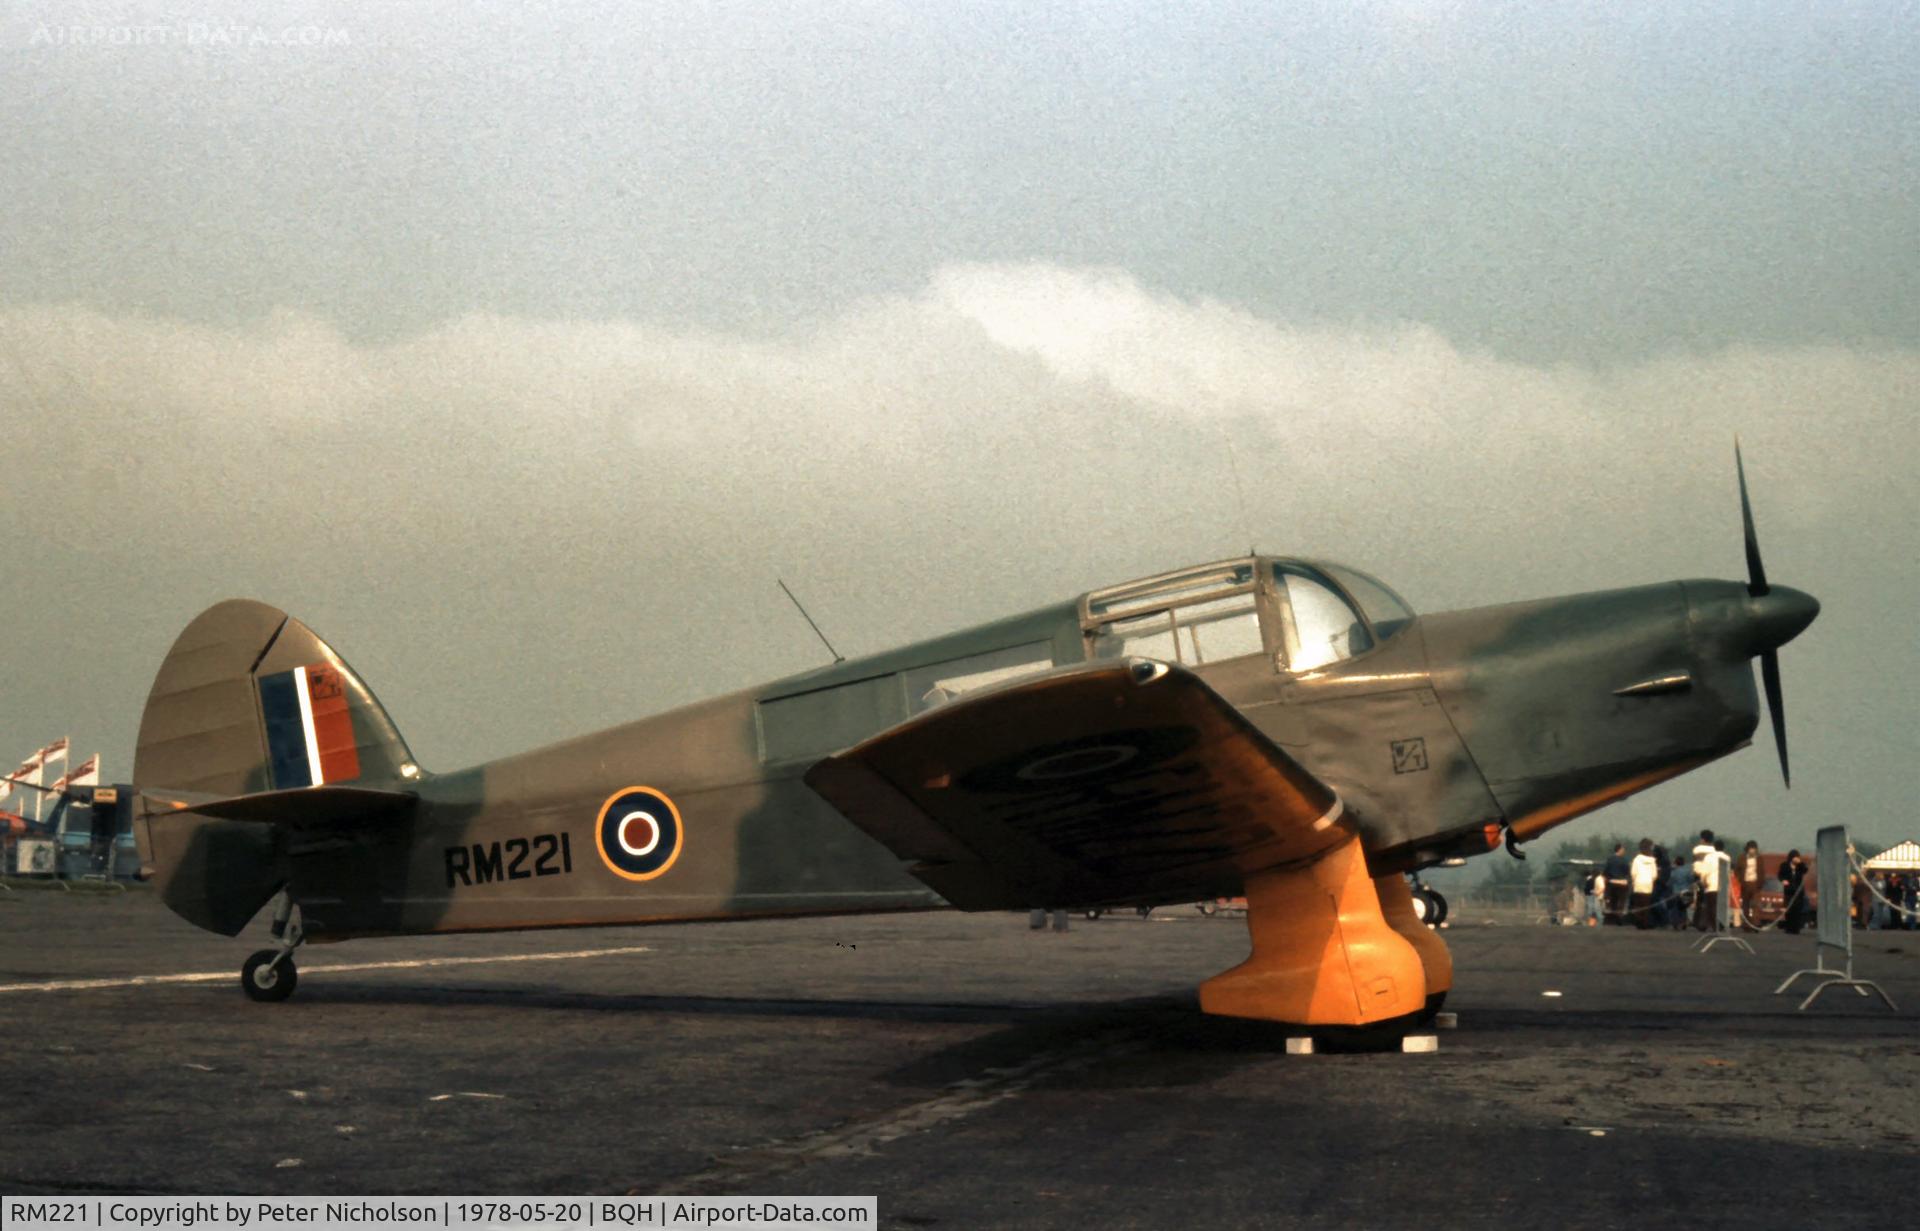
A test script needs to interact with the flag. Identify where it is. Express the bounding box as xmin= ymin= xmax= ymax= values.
xmin=7 ymin=754 xmax=44 ymax=817
xmin=10 ymin=752 xmax=46 ymax=821
xmin=3 ymin=753 xmax=45 ymax=802
xmin=46 ymin=756 xmax=100 ymax=797
xmin=39 ymin=737 xmax=69 ymax=767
